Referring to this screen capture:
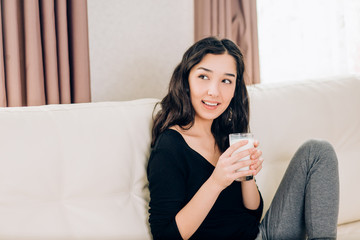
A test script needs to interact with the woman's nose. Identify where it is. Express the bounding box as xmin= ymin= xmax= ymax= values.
xmin=207 ymin=82 xmax=219 ymax=97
